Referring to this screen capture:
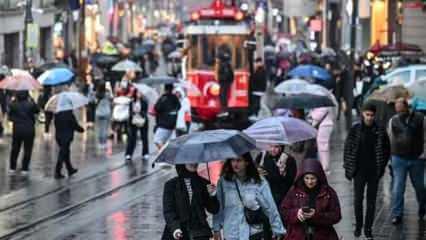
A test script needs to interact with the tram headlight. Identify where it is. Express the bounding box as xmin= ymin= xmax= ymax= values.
xmin=208 ymin=83 xmax=221 ymax=96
